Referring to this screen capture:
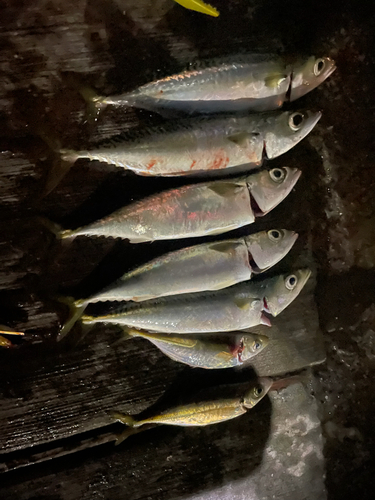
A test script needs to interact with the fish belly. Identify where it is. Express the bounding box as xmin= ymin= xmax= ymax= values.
xmin=153 ymin=340 xmax=238 ymax=369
